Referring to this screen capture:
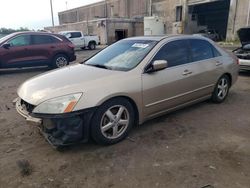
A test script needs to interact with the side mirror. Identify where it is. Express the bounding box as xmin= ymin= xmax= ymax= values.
xmin=2 ymin=43 xmax=10 ymax=49
xmin=145 ymin=60 xmax=168 ymax=73
xmin=146 ymin=60 xmax=168 ymax=73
